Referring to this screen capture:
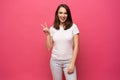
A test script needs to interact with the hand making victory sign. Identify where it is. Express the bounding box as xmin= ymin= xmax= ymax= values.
xmin=41 ymin=23 xmax=50 ymax=36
